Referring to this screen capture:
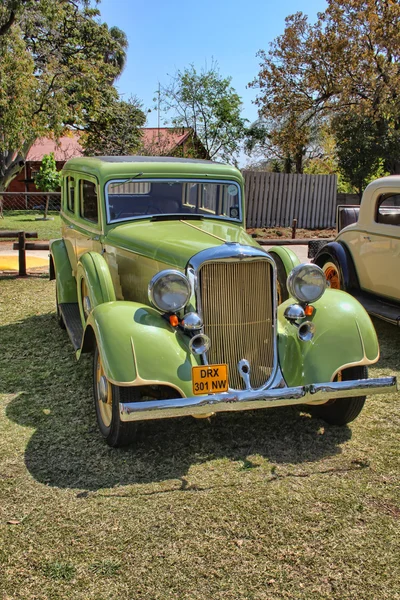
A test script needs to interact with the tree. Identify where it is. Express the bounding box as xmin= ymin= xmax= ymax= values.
xmin=333 ymin=112 xmax=386 ymax=197
xmin=159 ymin=63 xmax=247 ymax=162
xmin=0 ymin=0 xmax=133 ymax=193
xmin=33 ymin=152 xmax=61 ymax=219
xmin=82 ymin=96 xmax=146 ymax=156
xmin=250 ymin=0 xmax=400 ymax=179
